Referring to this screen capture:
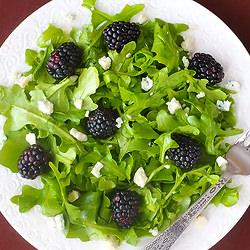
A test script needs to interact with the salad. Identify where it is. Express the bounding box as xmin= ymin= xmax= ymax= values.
xmin=0 ymin=0 xmax=243 ymax=248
